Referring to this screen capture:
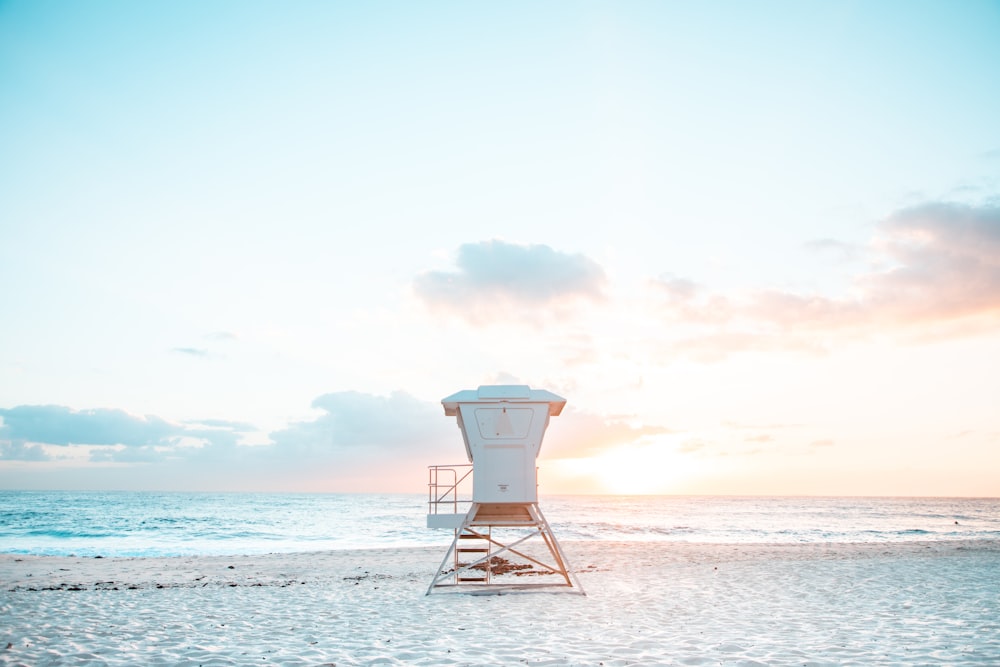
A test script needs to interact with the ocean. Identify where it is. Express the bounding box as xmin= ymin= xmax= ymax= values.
xmin=1 ymin=491 xmax=998 ymax=558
